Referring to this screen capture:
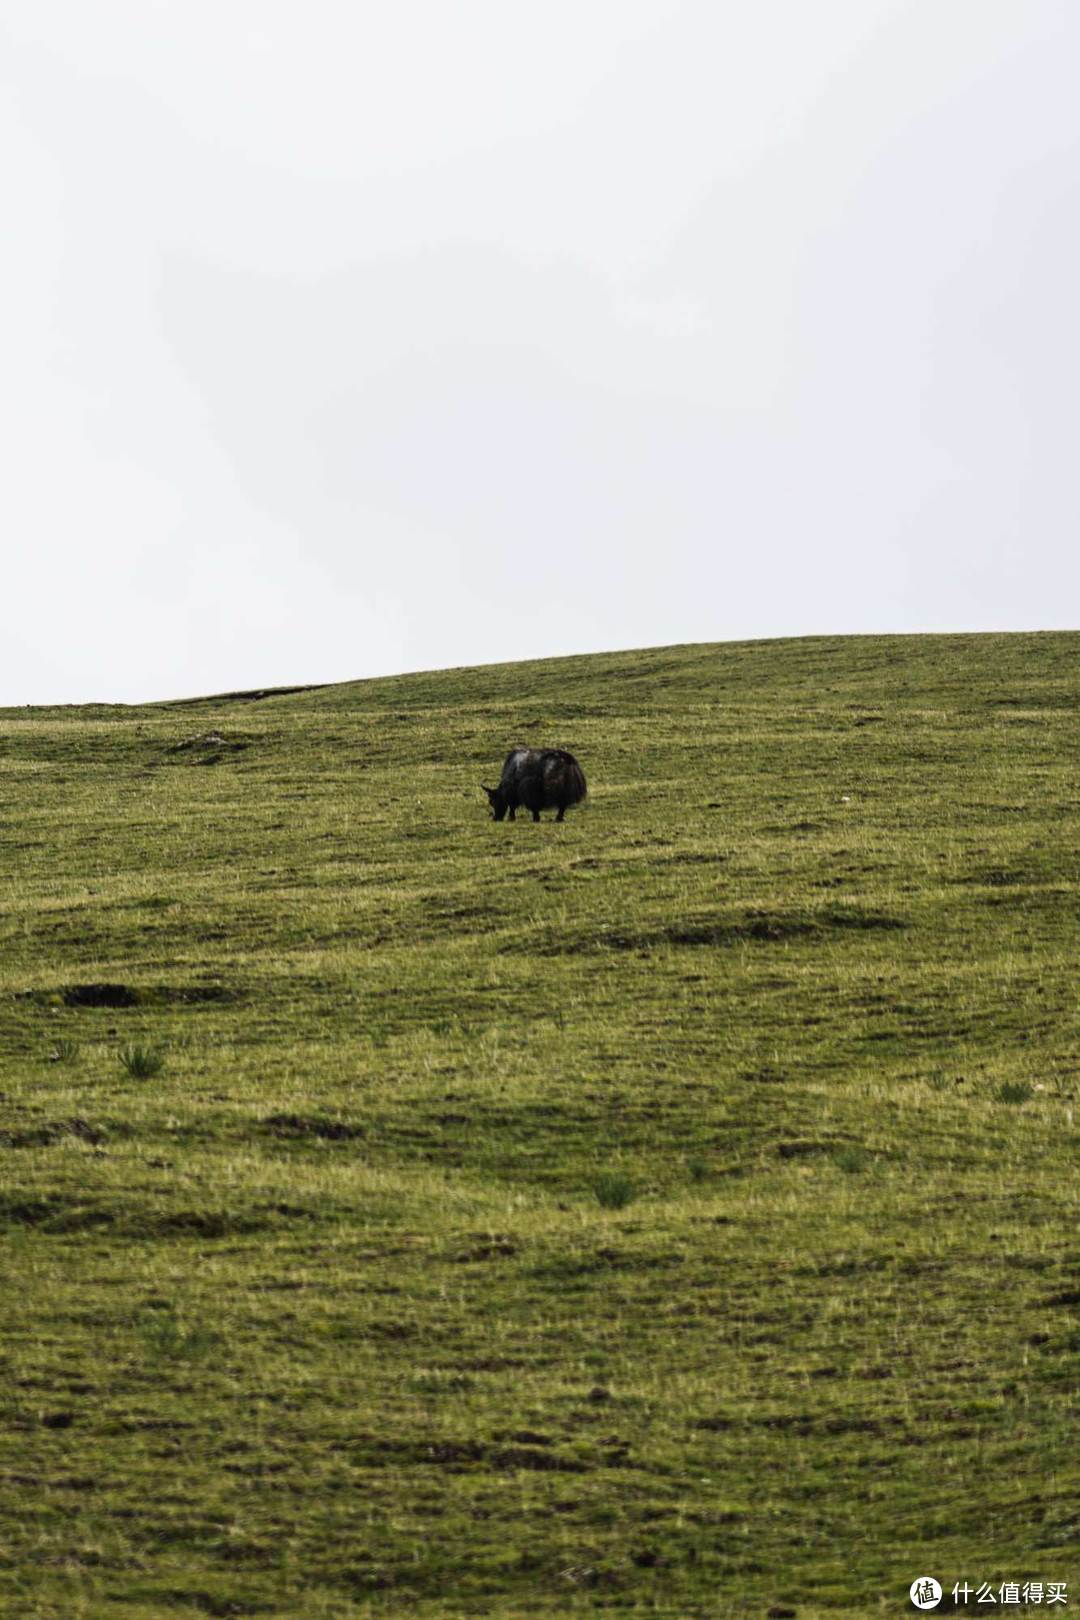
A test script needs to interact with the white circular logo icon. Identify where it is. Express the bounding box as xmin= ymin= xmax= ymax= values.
xmin=910 ymin=1577 xmax=942 ymax=1610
